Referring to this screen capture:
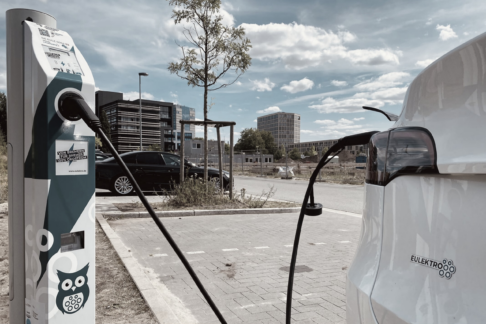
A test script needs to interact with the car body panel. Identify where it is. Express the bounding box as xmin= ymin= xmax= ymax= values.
xmin=395 ymin=32 xmax=486 ymax=174
xmin=347 ymin=184 xmax=383 ymax=324
xmin=95 ymin=151 xmax=228 ymax=193
xmin=371 ymin=175 xmax=486 ymax=324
